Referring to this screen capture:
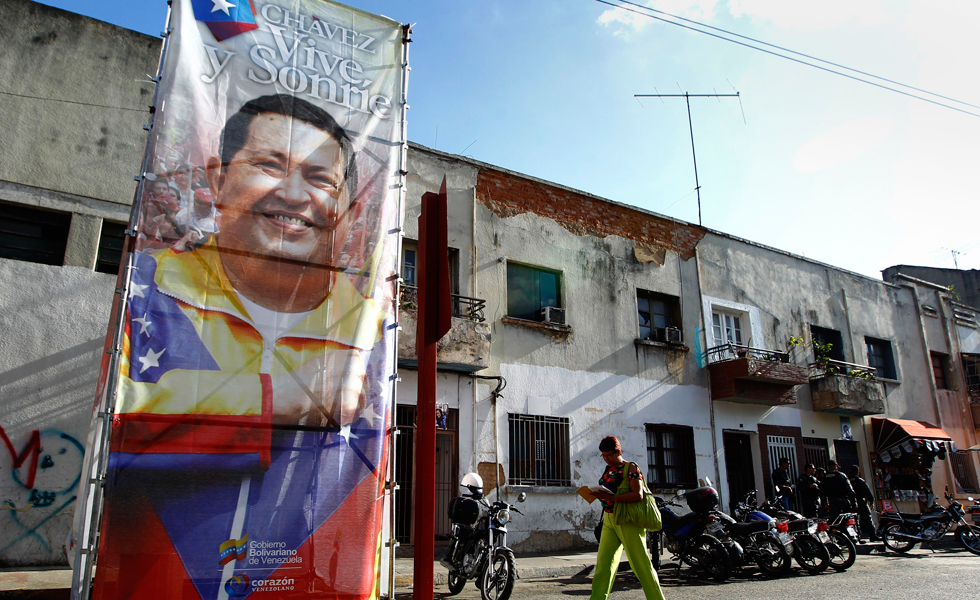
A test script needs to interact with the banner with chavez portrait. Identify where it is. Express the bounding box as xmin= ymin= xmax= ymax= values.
xmin=91 ymin=1 xmax=406 ymax=598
